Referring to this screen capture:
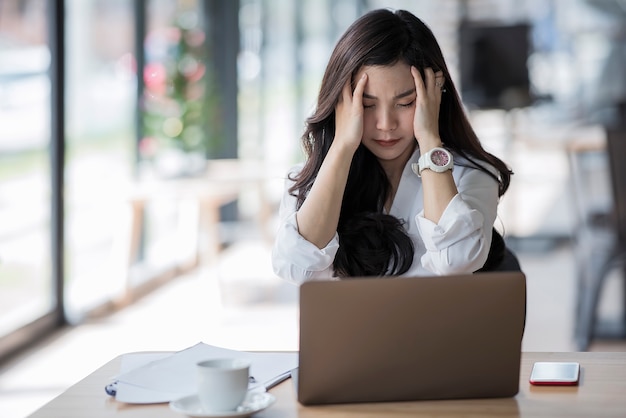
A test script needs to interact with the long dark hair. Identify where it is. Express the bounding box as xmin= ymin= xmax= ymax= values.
xmin=289 ymin=9 xmax=513 ymax=277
